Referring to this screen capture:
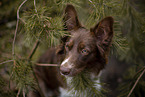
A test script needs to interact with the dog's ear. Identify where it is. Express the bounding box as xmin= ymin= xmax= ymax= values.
xmin=63 ymin=4 xmax=81 ymax=31
xmin=91 ymin=17 xmax=114 ymax=55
